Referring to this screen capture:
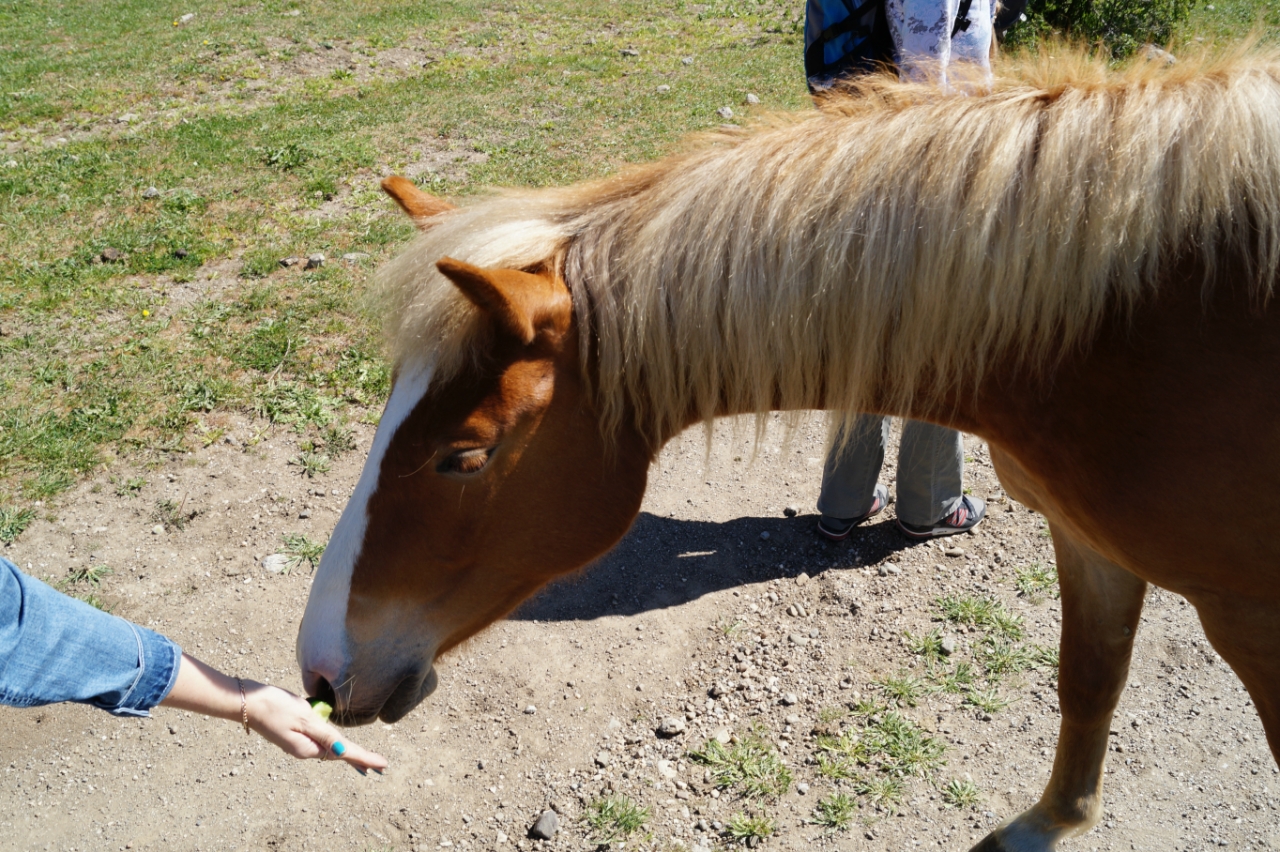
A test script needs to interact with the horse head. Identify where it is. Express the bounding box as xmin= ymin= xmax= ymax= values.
xmin=296 ymin=178 xmax=652 ymax=724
